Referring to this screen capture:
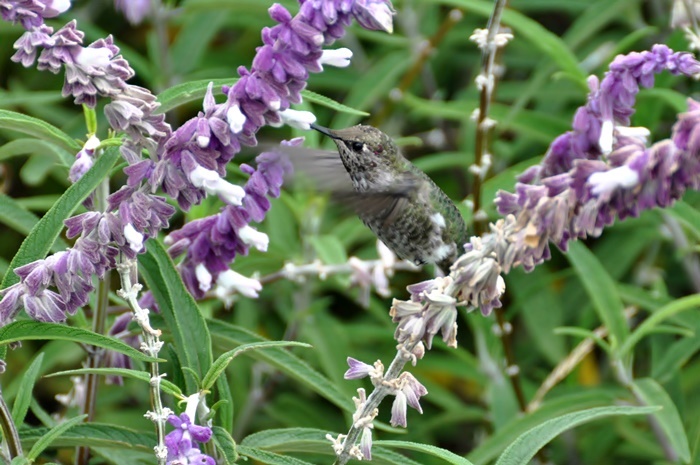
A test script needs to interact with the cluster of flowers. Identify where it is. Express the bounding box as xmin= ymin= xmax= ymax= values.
xmin=0 ymin=2 xmax=394 ymax=461
xmin=388 ymin=44 xmax=700 ymax=353
xmin=0 ymin=0 xmax=395 ymax=322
